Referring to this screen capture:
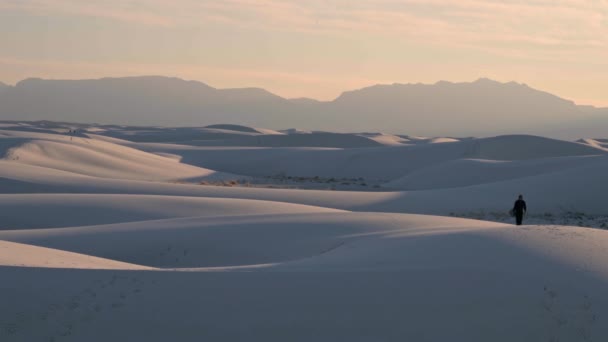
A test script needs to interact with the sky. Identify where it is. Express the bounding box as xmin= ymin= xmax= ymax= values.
xmin=1 ymin=0 xmax=607 ymax=106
